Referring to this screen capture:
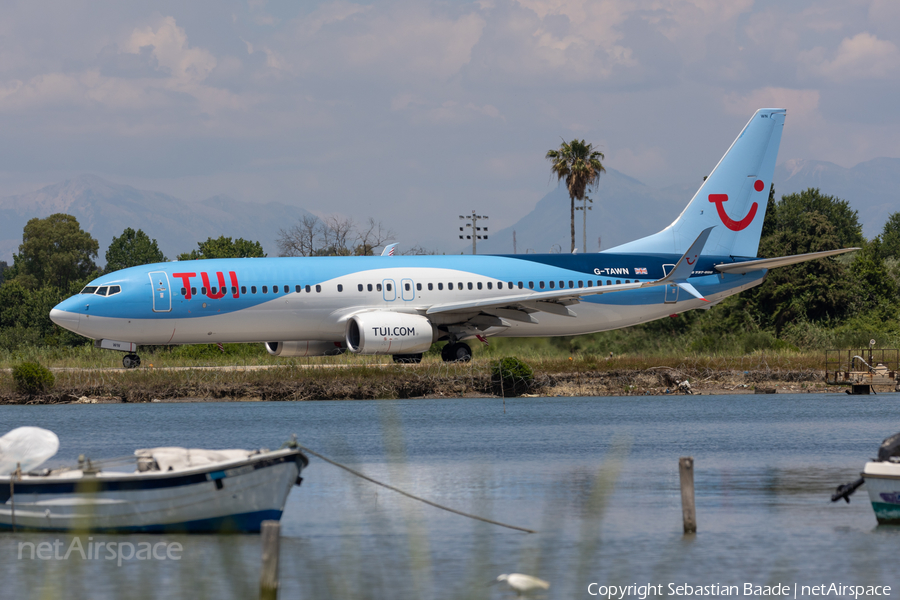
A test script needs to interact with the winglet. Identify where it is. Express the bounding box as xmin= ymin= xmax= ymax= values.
xmin=381 ymin=243 xmax=398 ymax=257
xmin=661 ymin=227 xmax=714 ymax=283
